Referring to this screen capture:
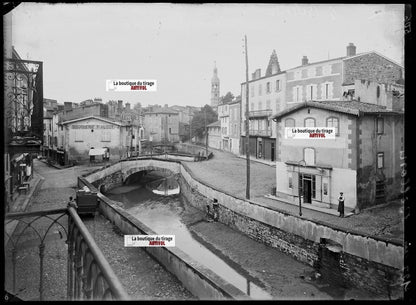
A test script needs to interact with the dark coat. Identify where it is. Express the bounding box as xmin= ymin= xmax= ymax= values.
xmin=338 ymin=196 xmax=345 ymax=212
